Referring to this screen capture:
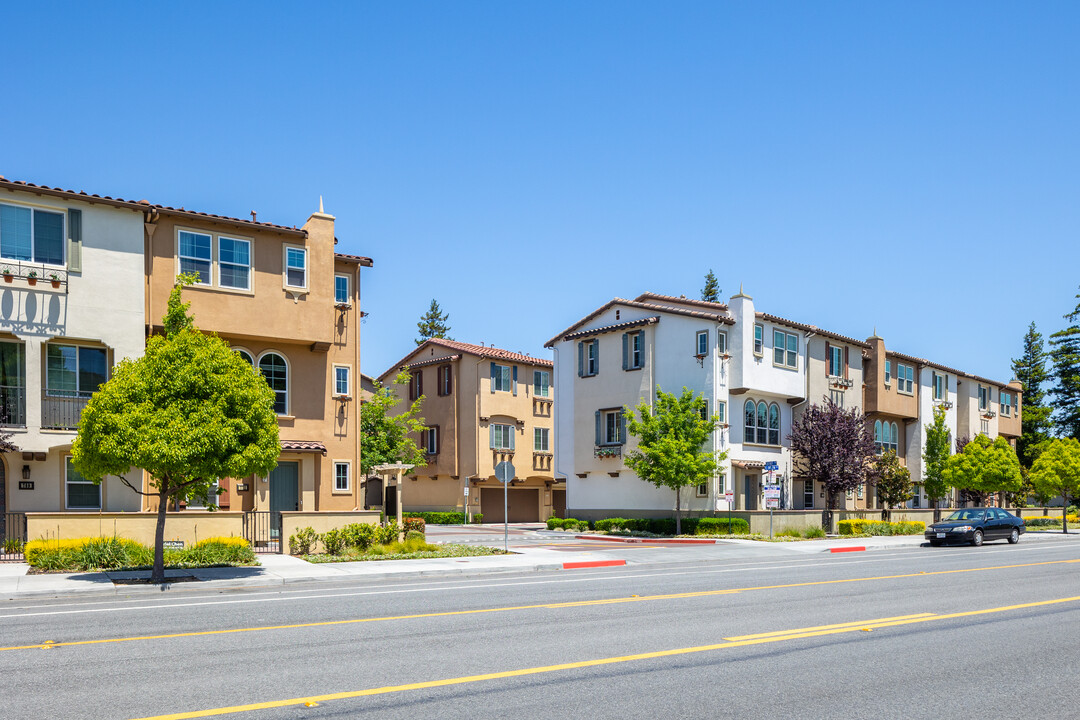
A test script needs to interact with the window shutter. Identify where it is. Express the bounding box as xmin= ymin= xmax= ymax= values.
xmin=490 ymin=424 xmax=496 ymax=449
xmin=509 ymin=426 xmax=515 ymax=451
xmin=67 ymin=208 xmax=82 ymax=273
xmin=578 ymin=342 xmax=584 ymax=378
xmin=595 ymin=411 xmax=601 ymax=446
xmin=618 ymin=412 xmax=627 ymax=445
xmin=512 ymin=366 xmax=518 ymax=396
xmin=622 ymin=333 xmax=629 ymax=371
xmin=417 ymin=370 xmax=423 ymax=397
xmin=592 ymin=340 xmax=599 ymax=374
xmin=825 ymin=342 xmax=831 ymax=375
xmin=844 ymin=346 xmax=850 ymax=379
xmin=433 ymin=426 xmax=439 ymax=454
xmin=419 ymin=428 xmax=427 ymax=451
xmin=490 ymin=362 xmax=496 ymax=393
